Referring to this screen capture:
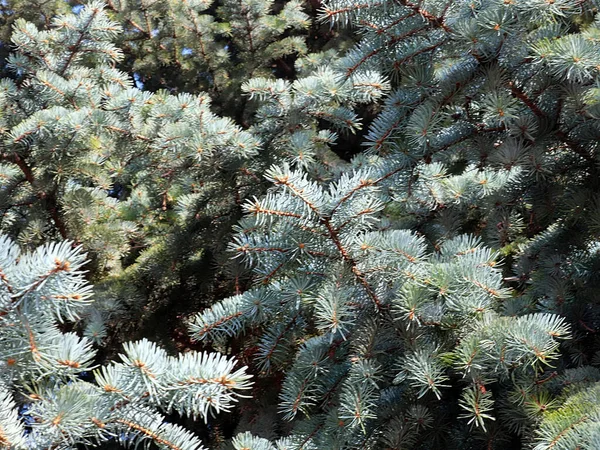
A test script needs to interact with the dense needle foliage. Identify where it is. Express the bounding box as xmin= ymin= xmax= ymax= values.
xmin=0 ymin=0 xmax=600 ymax=449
